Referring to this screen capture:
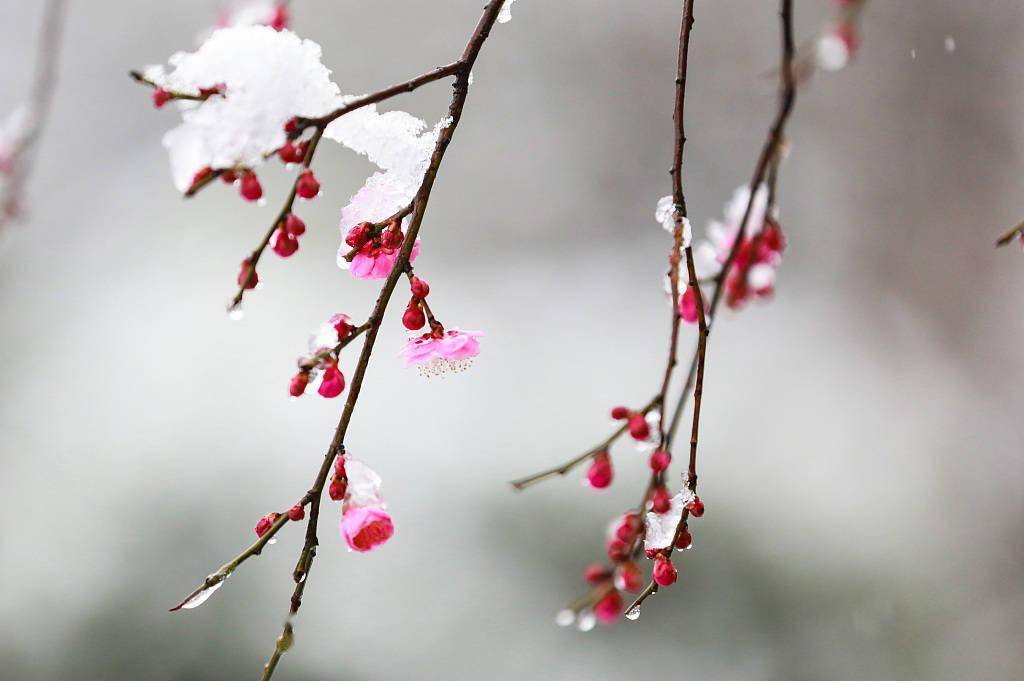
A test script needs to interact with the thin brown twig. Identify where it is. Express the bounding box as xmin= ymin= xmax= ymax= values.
xmin=628 ymin=0 xmax=798 ymax=615
xmin=996 ymin=220 xmax=1024 ymax=248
